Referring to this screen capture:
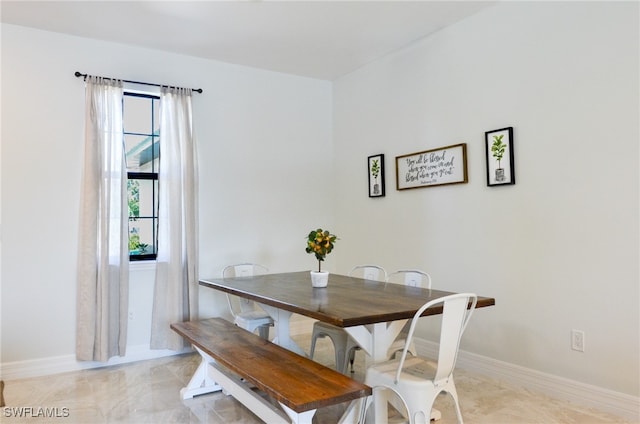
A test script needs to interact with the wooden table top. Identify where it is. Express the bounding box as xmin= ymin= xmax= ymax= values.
xmin=200 ymin=271 xmax=495 ymax=327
